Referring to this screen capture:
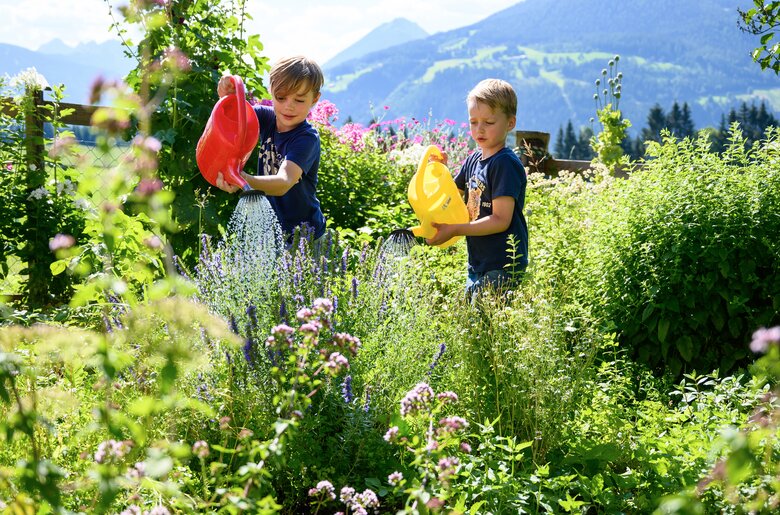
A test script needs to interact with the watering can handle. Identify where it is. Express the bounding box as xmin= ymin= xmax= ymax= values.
xmin=230 ymin=75 xmax=246 ymax=151
xmin=414 ymin=145 xmax=443 ymax=202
